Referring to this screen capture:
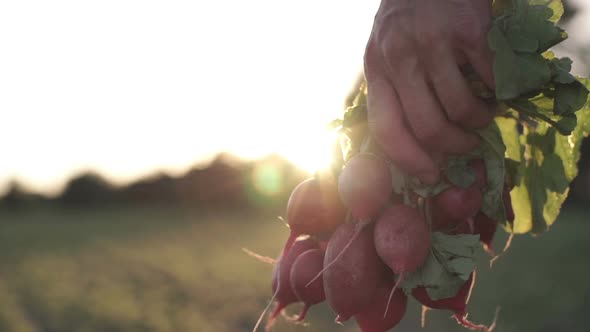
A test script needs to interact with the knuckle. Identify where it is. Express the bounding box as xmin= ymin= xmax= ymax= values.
xmin=372 ymin=4 xmax=417 ymax=61
xmin=382 ymin=32 xmax=412 ymax=59
xmin=457 ymin=27 xmax=484 ymax=46
xmin=453 ymin=13 xmax=484 ymax=45
xmin=415 ymin=27 xmax=444 ymax=50
xmin=375 ymin=2 xmax=413 ymax=31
